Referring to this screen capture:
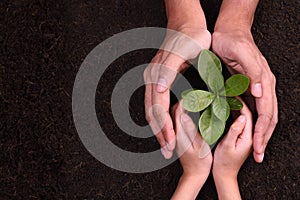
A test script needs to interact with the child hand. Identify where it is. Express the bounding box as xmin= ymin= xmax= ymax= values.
xmin=171 ymin=101 xmax=212 ymax=200
xmin=173 ymin=101 xmax=212 ymax=178
xmin=212 ymin=99 xmax=253 ymax=200
xmin=213 ymin=99 xmax=253 ymax=178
